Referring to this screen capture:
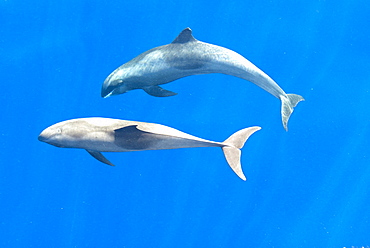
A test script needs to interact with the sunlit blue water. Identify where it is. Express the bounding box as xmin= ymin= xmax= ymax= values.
xmin=1 ymin=1 xmax=370 ymax=247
